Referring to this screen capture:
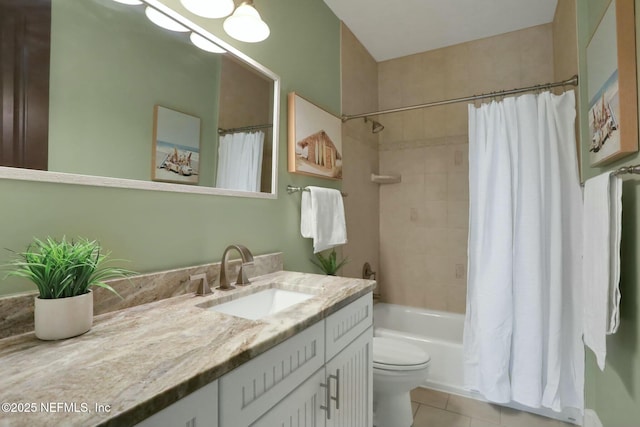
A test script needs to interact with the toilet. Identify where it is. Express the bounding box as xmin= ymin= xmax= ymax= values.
xmin=373 ymin=337 xmax=431 ymax=427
